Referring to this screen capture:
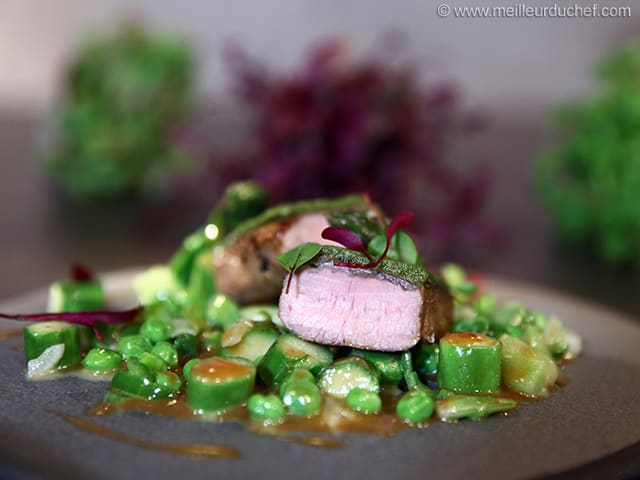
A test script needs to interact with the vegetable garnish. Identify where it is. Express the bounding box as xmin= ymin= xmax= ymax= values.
xmin=277 ymin=243 xmax=323 ymax=293
xmin=0 ymin=307 xmax=143 ymax=340
xmin=322 ymin=212 xmax=414 ymax=269
xmin=70 ymin=263 xmax=95 ymax=283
